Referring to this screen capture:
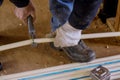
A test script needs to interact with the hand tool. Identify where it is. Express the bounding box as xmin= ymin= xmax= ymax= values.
xmin=90 ymin=65 xmax=111 ymax=80
xmin=27 ymin=15 xmax=37 ymax=47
